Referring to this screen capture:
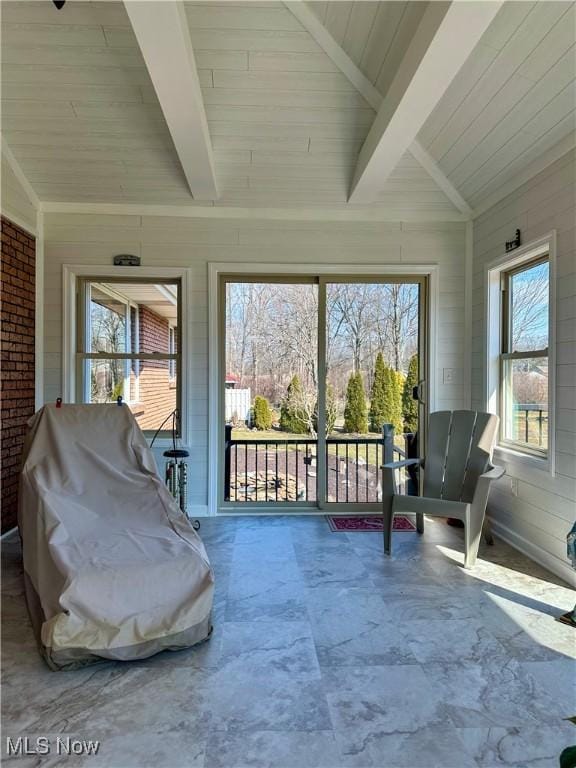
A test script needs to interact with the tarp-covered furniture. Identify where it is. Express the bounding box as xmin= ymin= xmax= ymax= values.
xmin=382 ymin=410 xmax=504 ymax=568
xmin=19 ymin=403 xmax=214 ymax=670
